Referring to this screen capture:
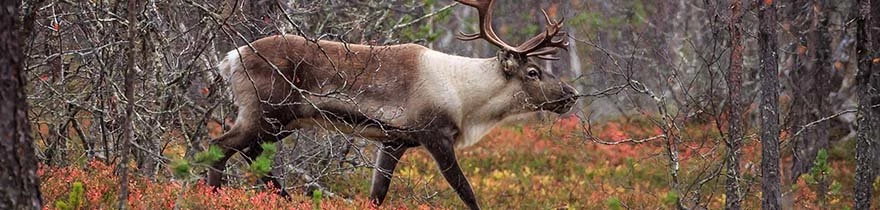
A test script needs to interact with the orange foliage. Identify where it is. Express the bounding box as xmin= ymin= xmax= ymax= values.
xmin=39 ymin=161 xmax=379 ymax=210
xmin=39 ymin=115 xmax=866 ymax=209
